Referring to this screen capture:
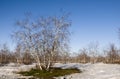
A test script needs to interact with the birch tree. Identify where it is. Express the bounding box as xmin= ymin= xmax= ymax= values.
xmin=88 ymin=42 xmax=99 ymax=64
xmin=105 ymin=44 xmax=119 ymax=63
xmin=78 ymin=48 xmax=89 ymax=63
xmin=12 ymin=13 xmax=71 ymax=70
xmin=0 ymin=44 xmax=10 ymax=64
xmin=14 ymin=43 xmax=22 ymax=65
